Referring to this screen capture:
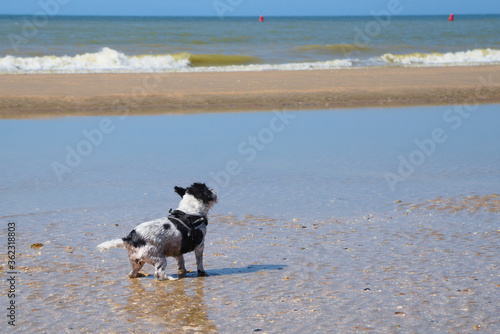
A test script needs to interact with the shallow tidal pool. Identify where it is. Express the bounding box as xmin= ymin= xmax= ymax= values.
xmin=1 ymin=105 xmax=499 ymax=333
